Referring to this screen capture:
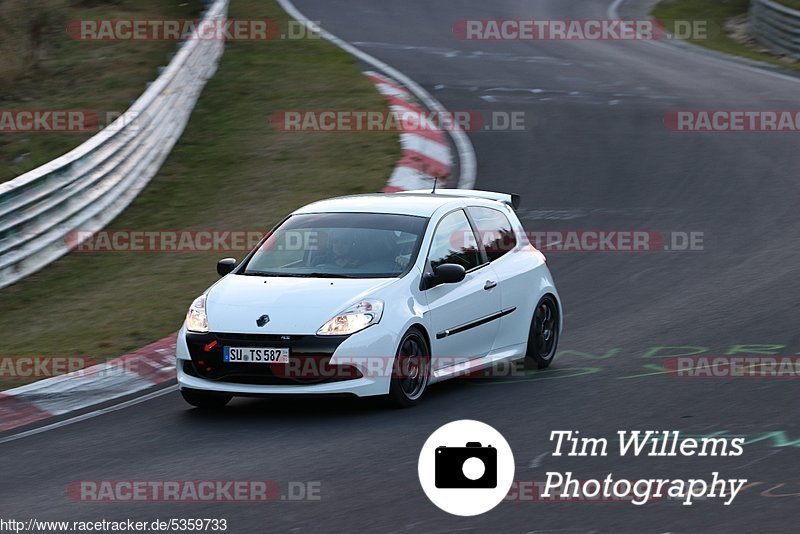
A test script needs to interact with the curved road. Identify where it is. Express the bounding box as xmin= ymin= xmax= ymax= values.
xmin=3 ymin=0 xmax=800 ymax=531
